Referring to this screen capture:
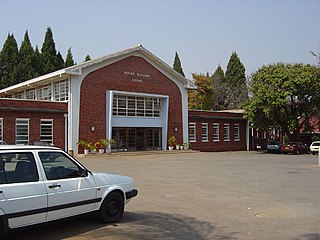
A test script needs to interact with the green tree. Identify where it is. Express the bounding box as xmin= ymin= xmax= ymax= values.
xmin=225 ymin=52 xmax=246 ymax=85
xmin=84 ymin=54 xmax=91 ymax=62
xmin=211 ymin=65 xmax=226 ymax=110
xmin=65 ymin=47 xmax=75 ymax=67
xmin=33 ymin=46 xmax=43 ymax=78
xmin=16 ymin=31 xmax=37 ymax=83
xmin=41 ymin=27 xmax=62 ymax=74
xmin=0 ymin=34 xmax=19 ymax=88
xmin=188 ymin=73 xmax=214 ymax=110
xmin=243 ymin=63 xmax=320 ymax=140
xmin=173 ymin=52 xmax=185 ymax=77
